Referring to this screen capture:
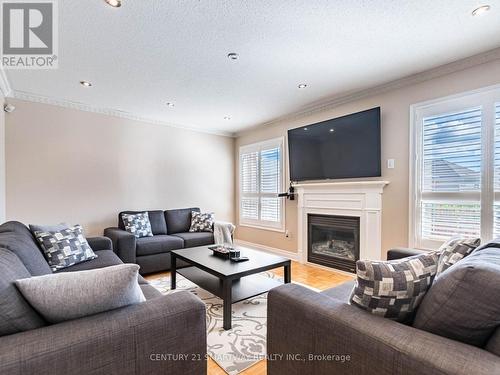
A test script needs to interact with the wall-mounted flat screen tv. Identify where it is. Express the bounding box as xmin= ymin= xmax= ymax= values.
xmin=288 ymin=107 xmax=381 ymax=181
